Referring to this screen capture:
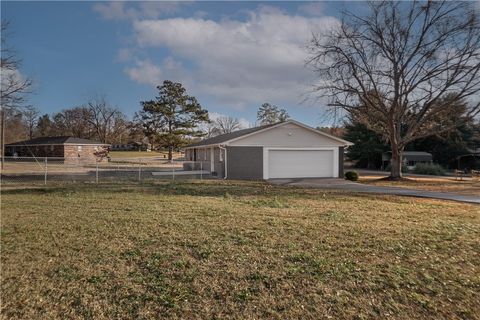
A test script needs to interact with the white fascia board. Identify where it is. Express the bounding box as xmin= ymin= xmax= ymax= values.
xmin=225 ymin=120 xmax=353 ymax=146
